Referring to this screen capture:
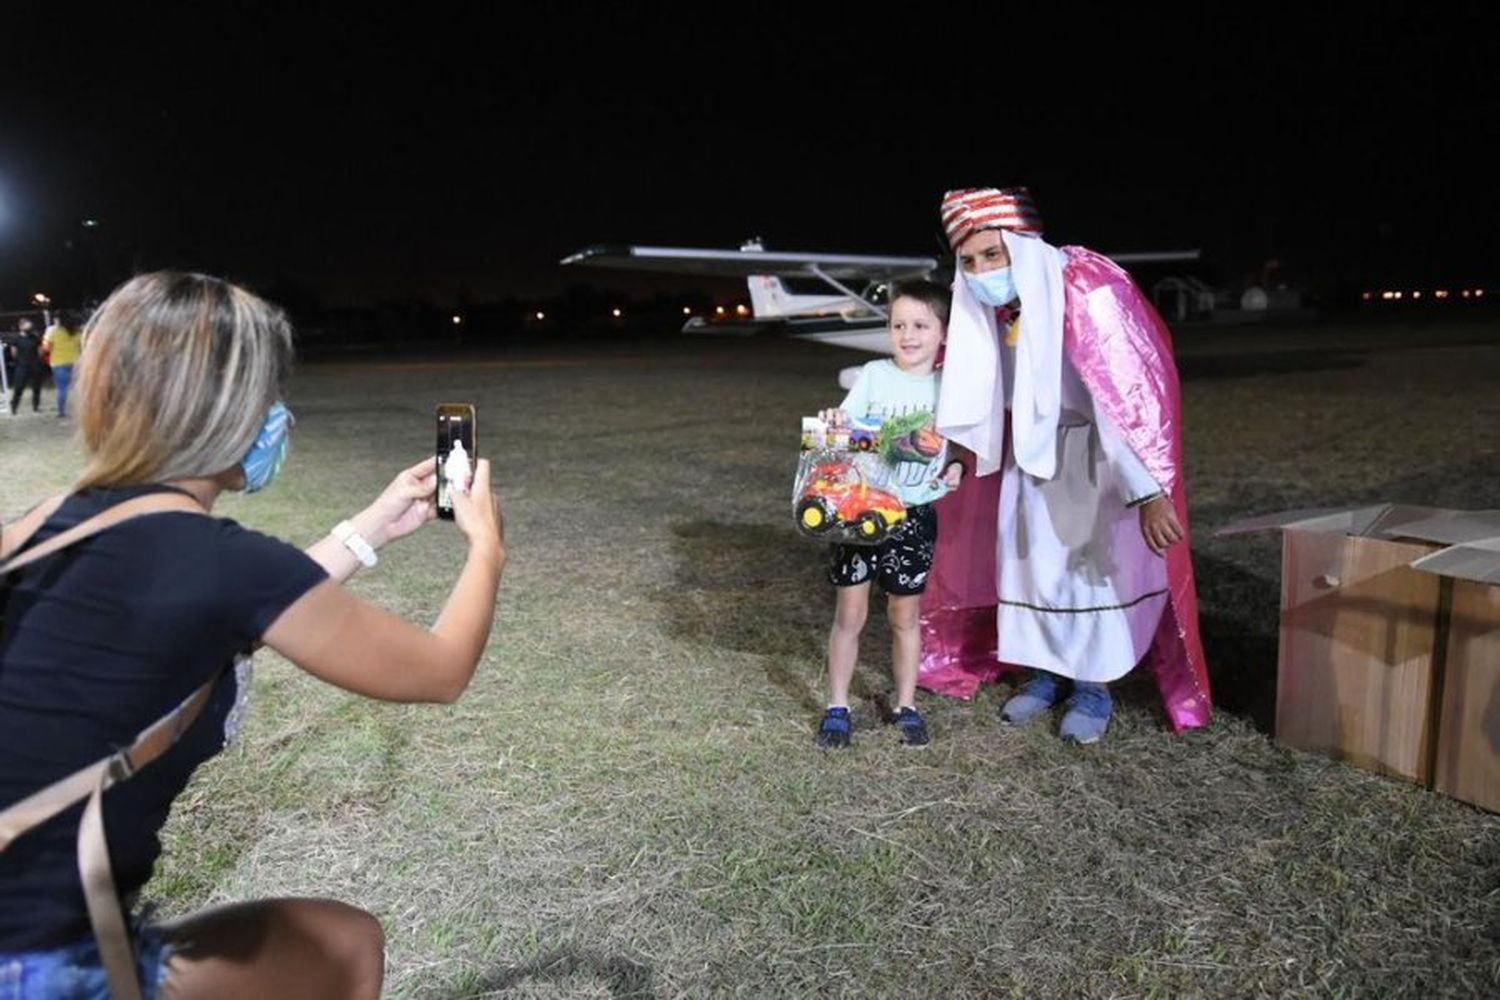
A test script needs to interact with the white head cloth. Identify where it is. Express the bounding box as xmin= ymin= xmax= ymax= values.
xmin=937 ymin=228 xmax=1068 ymax=480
